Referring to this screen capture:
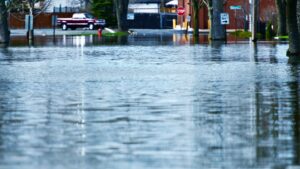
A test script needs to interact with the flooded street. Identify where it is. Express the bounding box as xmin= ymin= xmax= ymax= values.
xmin=0 ymin=33 xmax=299 ymax=169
